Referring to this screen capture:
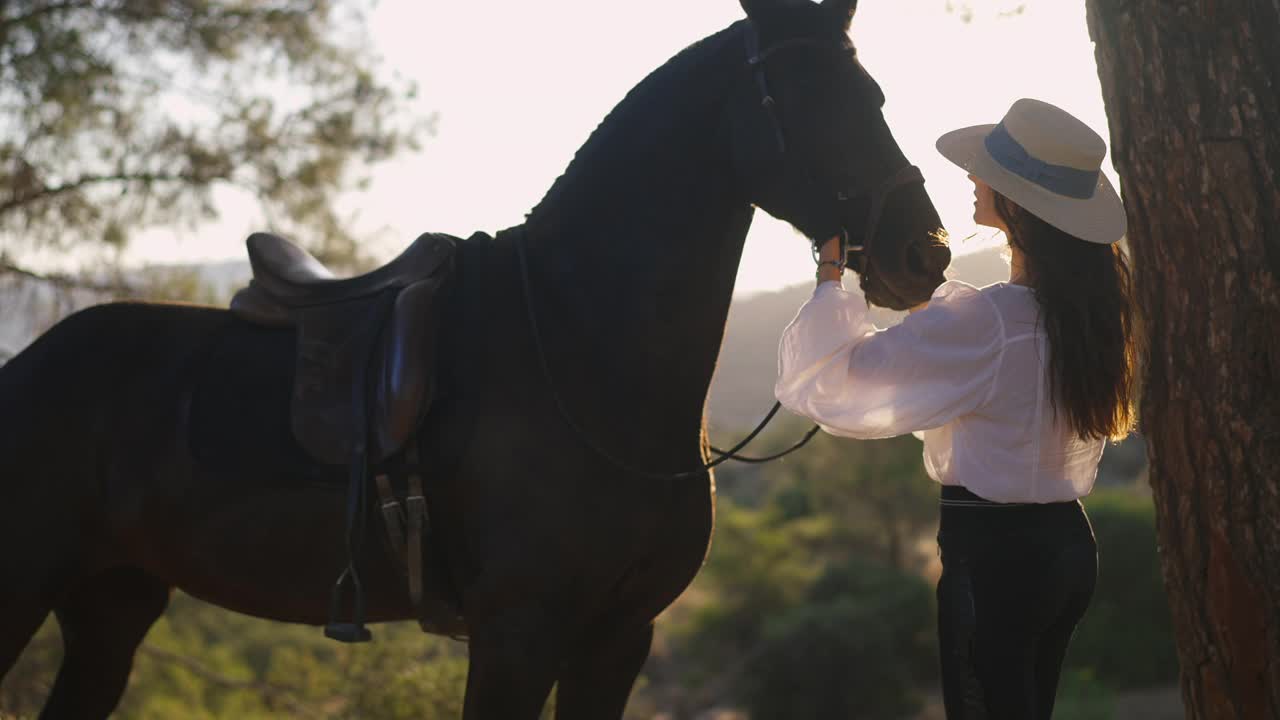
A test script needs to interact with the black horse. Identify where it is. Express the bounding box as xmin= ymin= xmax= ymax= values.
xmin=0 ymin=0 xmax=948 ymax=717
